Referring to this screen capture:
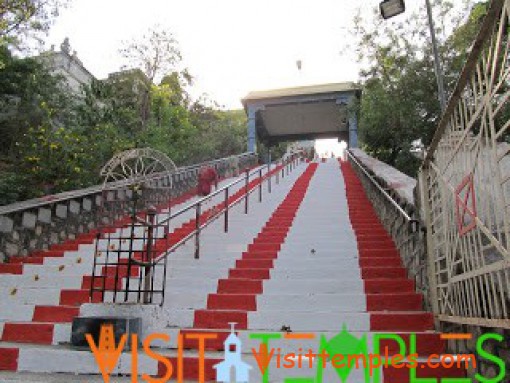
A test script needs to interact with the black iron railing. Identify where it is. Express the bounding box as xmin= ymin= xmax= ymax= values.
xmin=90 ymin=154 xmax=303 ymax=305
